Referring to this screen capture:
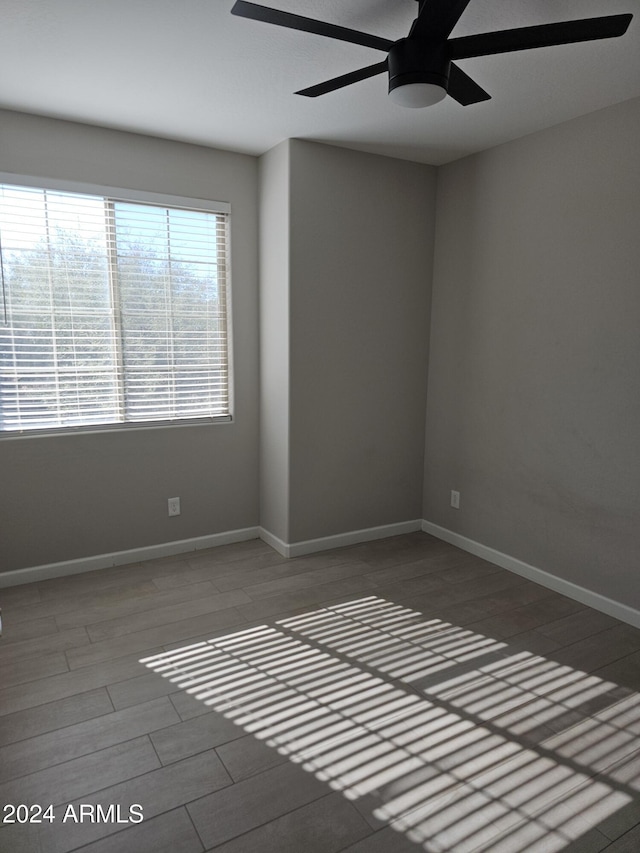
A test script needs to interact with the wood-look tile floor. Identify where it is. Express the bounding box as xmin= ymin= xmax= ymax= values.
xmin=2 ymin=532 xmax=640 ymax=852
